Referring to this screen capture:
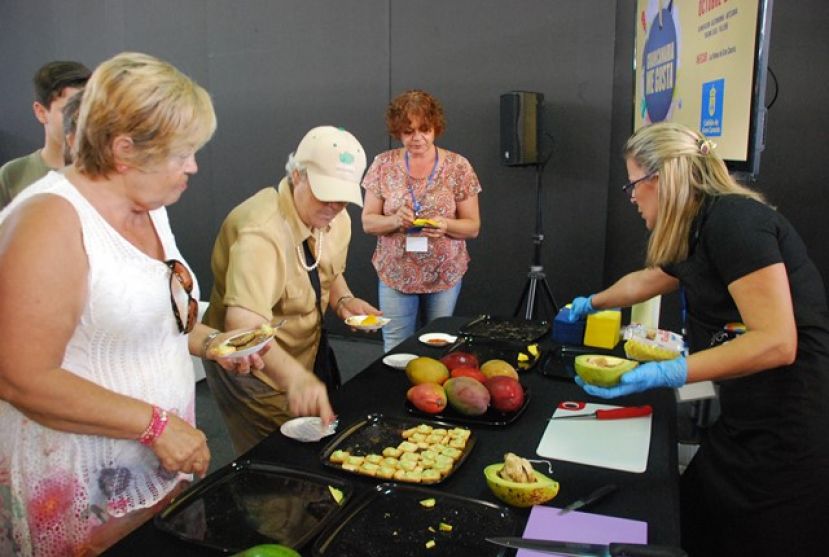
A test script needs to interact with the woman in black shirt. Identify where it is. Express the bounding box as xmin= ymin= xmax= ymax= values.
xmin=567 ymin=122 xmax=829 ymax=556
